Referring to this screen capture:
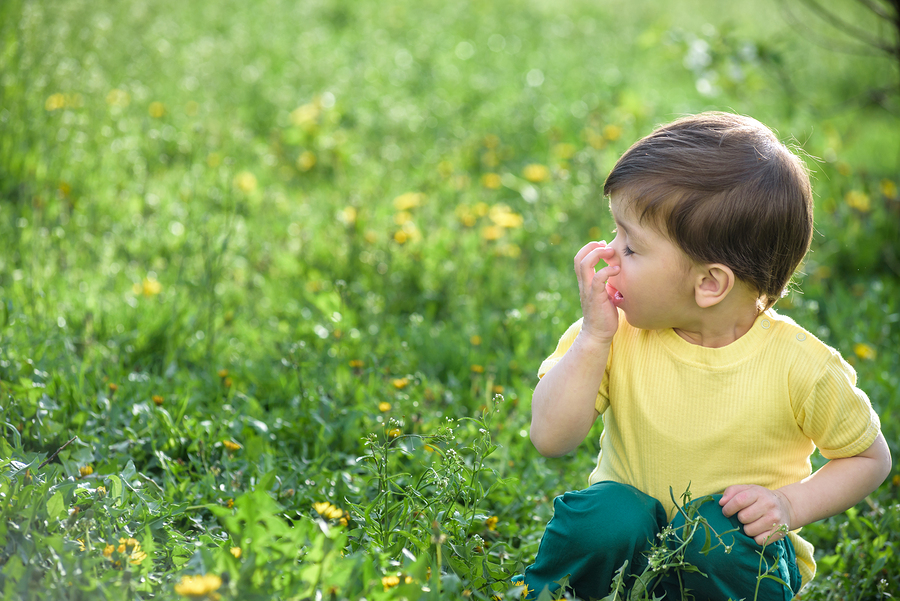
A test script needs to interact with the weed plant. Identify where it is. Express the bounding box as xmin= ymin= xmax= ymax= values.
xmin=0 ymin=0 xmax=898 ymax=599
